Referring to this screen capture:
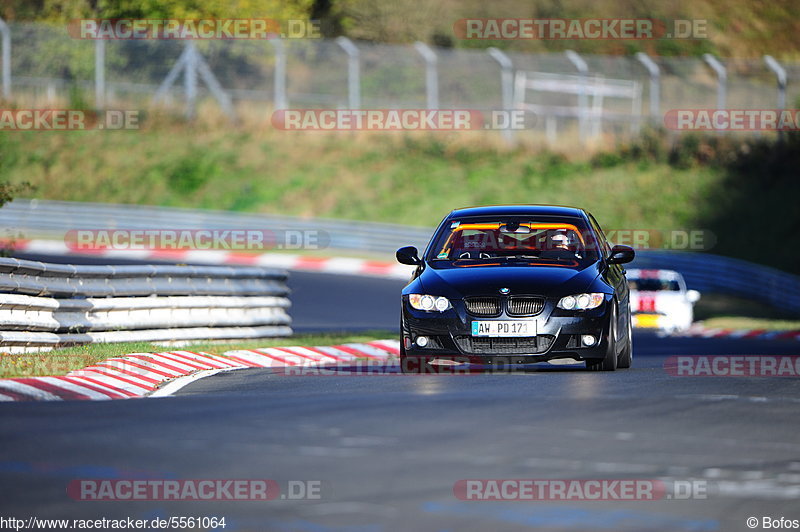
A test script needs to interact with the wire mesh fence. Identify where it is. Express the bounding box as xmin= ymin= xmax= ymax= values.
xmin=1 ymin=20 xmax=798 ymax=144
